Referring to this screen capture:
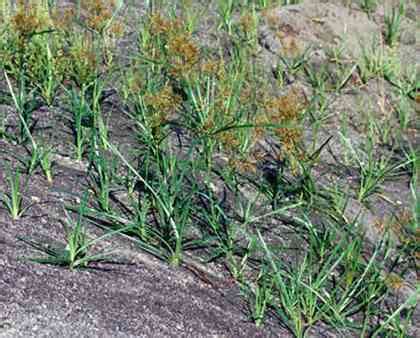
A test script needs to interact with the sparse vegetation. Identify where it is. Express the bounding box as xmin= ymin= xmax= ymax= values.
xmin=0 ymin=0 xmax=418 ymax=337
